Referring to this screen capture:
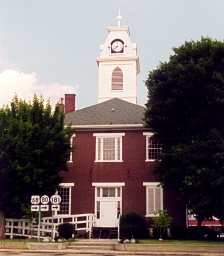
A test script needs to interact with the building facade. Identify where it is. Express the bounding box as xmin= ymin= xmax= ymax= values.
xmin=59 ymin=14 xmax=185 ymax=229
